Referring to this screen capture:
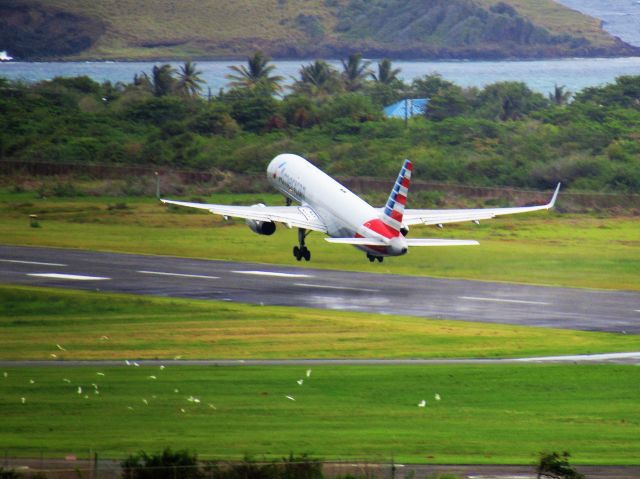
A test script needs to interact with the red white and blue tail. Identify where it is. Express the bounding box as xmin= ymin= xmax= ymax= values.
xmin=382 ymin=159 xmax=412 ymax=232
